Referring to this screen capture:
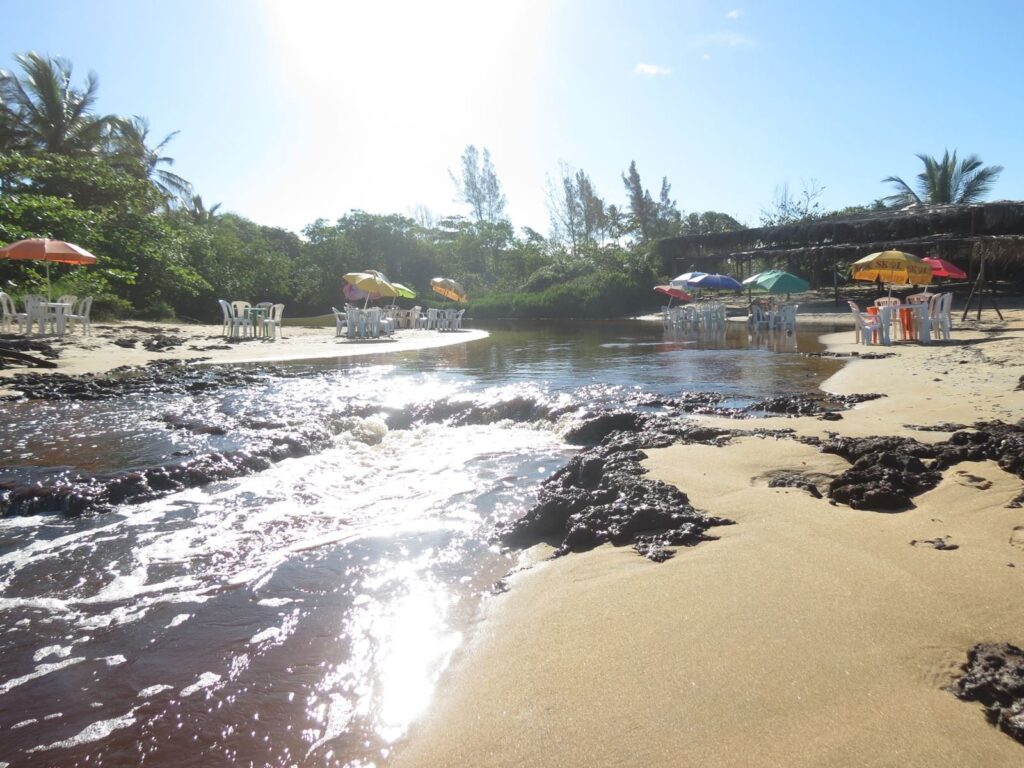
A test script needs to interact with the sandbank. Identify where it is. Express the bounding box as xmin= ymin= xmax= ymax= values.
xmin=0 ymin=320 xmax=488 ymax=395
xmin=393 ymin=310 xmax=1024 ymax=766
